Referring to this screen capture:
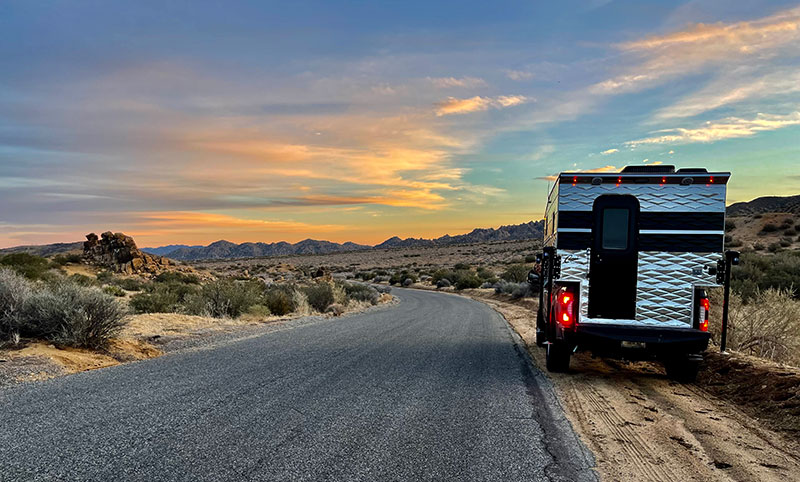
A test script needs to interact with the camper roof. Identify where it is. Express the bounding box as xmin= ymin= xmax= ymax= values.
xmin=557 ymin=166 xmax=730 ymax=185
